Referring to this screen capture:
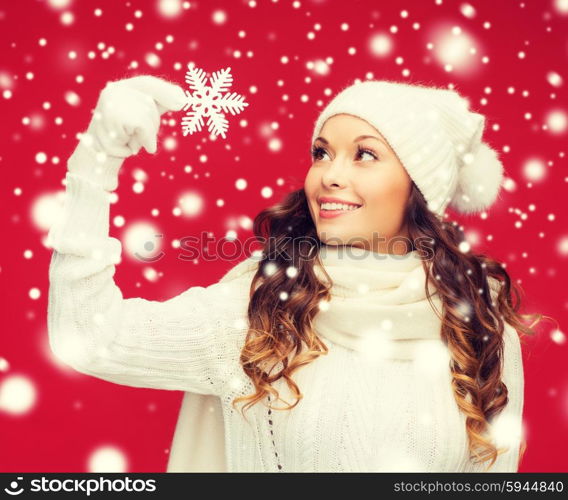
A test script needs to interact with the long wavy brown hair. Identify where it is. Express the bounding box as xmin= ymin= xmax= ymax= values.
xmin=231 ymin=182 xmax=545 ymax=471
